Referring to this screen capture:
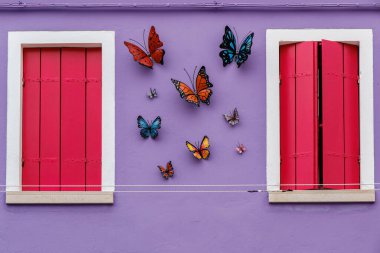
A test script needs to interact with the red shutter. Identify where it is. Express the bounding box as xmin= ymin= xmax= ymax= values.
xmin=280 ymin=44 xmax=296 ymax=190
xmin=22 ymin=48 xmax=41 ymax=191
xmin=280 ymin=42 xmax=319 ymax=190
xmin=40 ymin=48 xmax=61 ymax=191
xmin=61 ymin=48 xmax=86 ymax=191
xmin=322 ymin=40 xmax=359 ymax=189
xmin=22 ymin=47 xmax=102 ymax=191
xmin=343 ymin=44 xmax=360 ymax=189
xmin=85 ymin=48 xmax=102 ymax=191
